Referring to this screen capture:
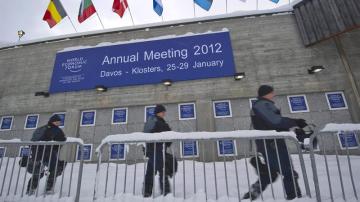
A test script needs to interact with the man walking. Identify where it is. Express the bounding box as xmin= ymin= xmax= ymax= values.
xmin=26 ymin=114 xmax=66 ymax=195
xmin=243 ymin=85 xmax=307 ymax=200
xmin=143 ymin=104 xmax=172 ymax=197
